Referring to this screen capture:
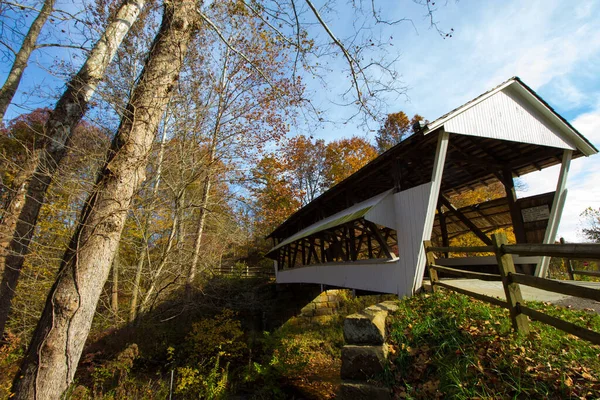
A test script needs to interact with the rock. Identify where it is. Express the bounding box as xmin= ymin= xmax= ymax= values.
xmin=339 ymin=382 xmax=391 ymax=400
xmin=341 ymin=345 xmax=388 ymax=380
xmin=365 ymin=300 xmax=399 ymax=315
xmin=314 ymin=307 xmax=333 ymax=316
xmin=343 ymin=311 xmax=386 ymax=345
